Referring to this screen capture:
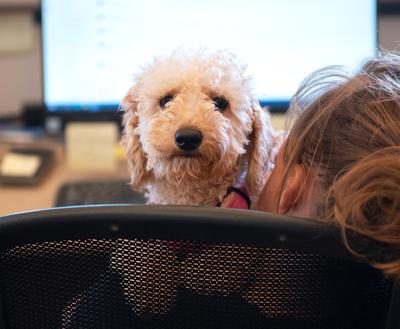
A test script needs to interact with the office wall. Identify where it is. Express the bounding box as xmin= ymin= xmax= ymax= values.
xmin=0 ymin=5 xmax=399 ymax=118
xmin=380 ymin=16 xmax=400 ymax=50
xmin=0 ymin=15 xmax=41 ymax=118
